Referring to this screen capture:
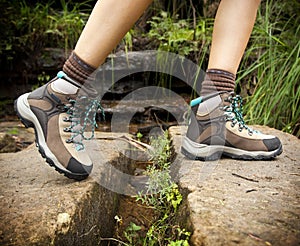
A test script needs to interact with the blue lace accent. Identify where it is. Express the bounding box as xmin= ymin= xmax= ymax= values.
xmin=64 ymin=96 xmax=105 ymax=151
xmin=223 ymin=95 xmax=257 ymax=135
